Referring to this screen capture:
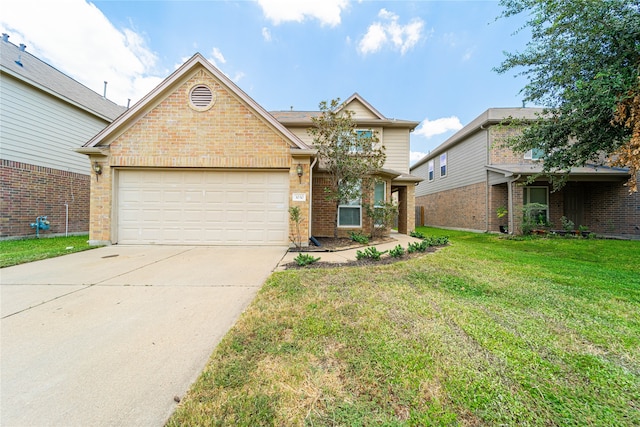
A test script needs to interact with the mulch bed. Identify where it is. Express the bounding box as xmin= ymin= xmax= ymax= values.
xmin=283 ymin=236 xmax=440 ymax=270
